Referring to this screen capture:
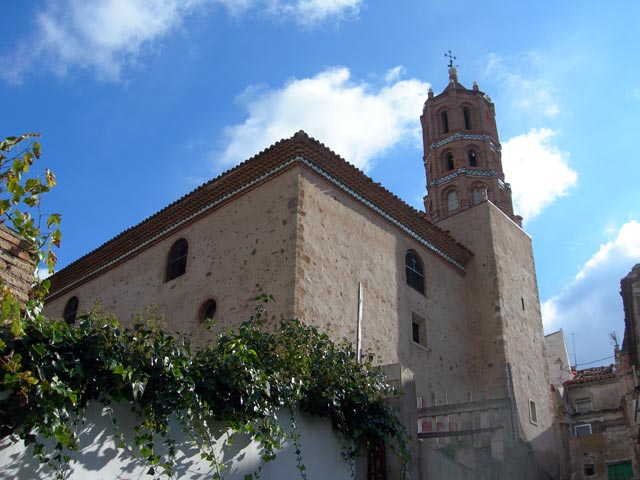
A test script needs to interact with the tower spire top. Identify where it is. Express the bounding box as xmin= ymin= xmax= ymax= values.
xmin=444 ymin=50 xmax=459 ymax=83
xmin=444 ymin=50 xmax=458 ymax=69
